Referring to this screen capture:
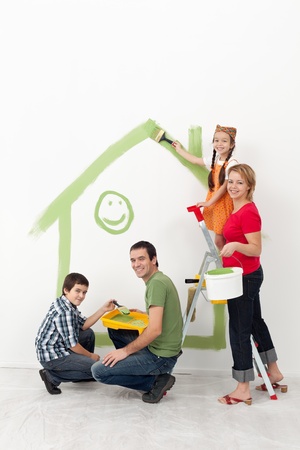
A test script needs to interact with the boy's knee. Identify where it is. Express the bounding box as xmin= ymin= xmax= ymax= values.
xmin=83 ymin=328 xmax=95 ymax=338
xmin=79 ymin=328 xmax=95 ymax=343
